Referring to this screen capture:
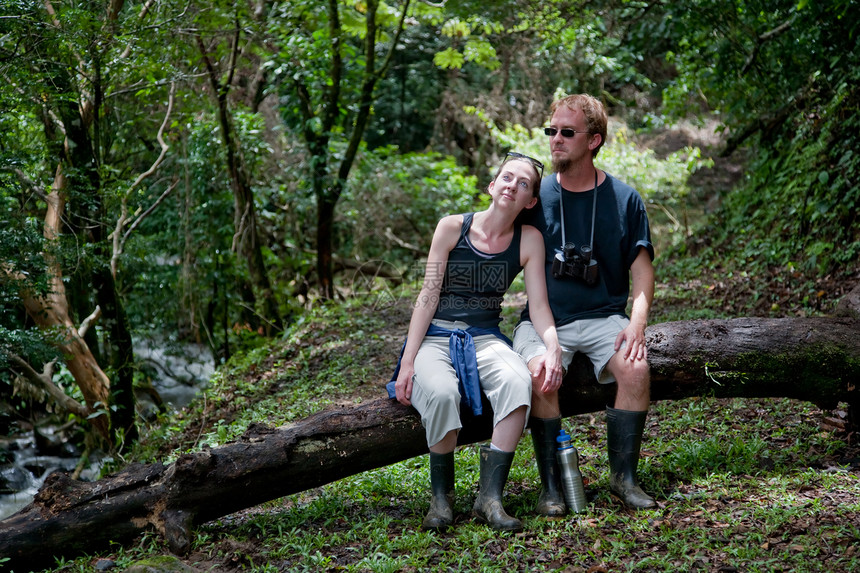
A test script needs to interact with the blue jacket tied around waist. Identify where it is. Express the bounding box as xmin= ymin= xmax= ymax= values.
xmin=386 ymin=323 xmax=512 ymax=416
